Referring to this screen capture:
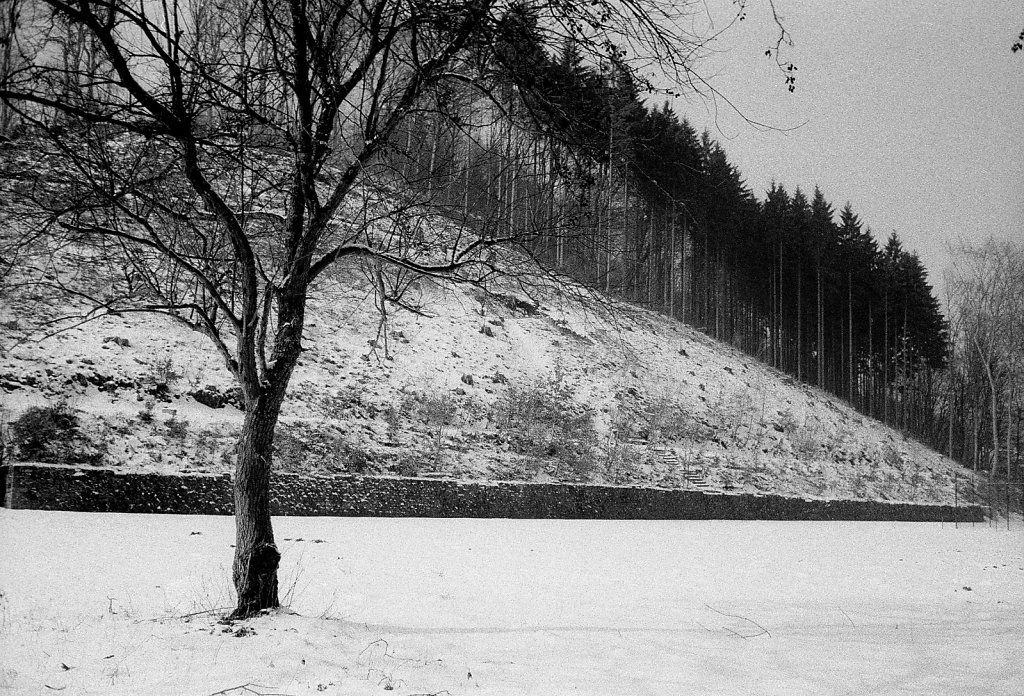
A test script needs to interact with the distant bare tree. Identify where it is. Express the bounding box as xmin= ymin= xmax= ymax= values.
xmin=947 ymin=238 xmax=1024 ymax=476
